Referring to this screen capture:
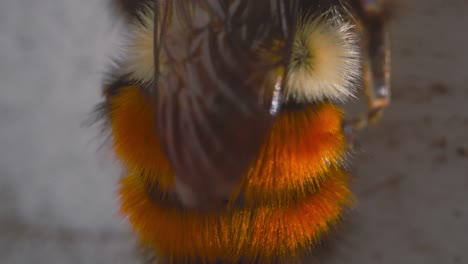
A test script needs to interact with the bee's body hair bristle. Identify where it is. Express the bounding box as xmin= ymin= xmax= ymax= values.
xmin=285 ymin=7 xmax=360 ymax=103
xmin=120 ymin=5 xmax=157 ymax=86
xmin=110 ymin=0 xmax=154 ymax=21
